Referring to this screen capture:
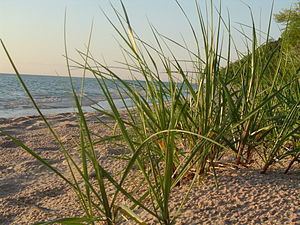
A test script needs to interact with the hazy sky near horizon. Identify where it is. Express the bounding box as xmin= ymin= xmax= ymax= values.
xmin=0 ymin=0 xmax=298 ymax=77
